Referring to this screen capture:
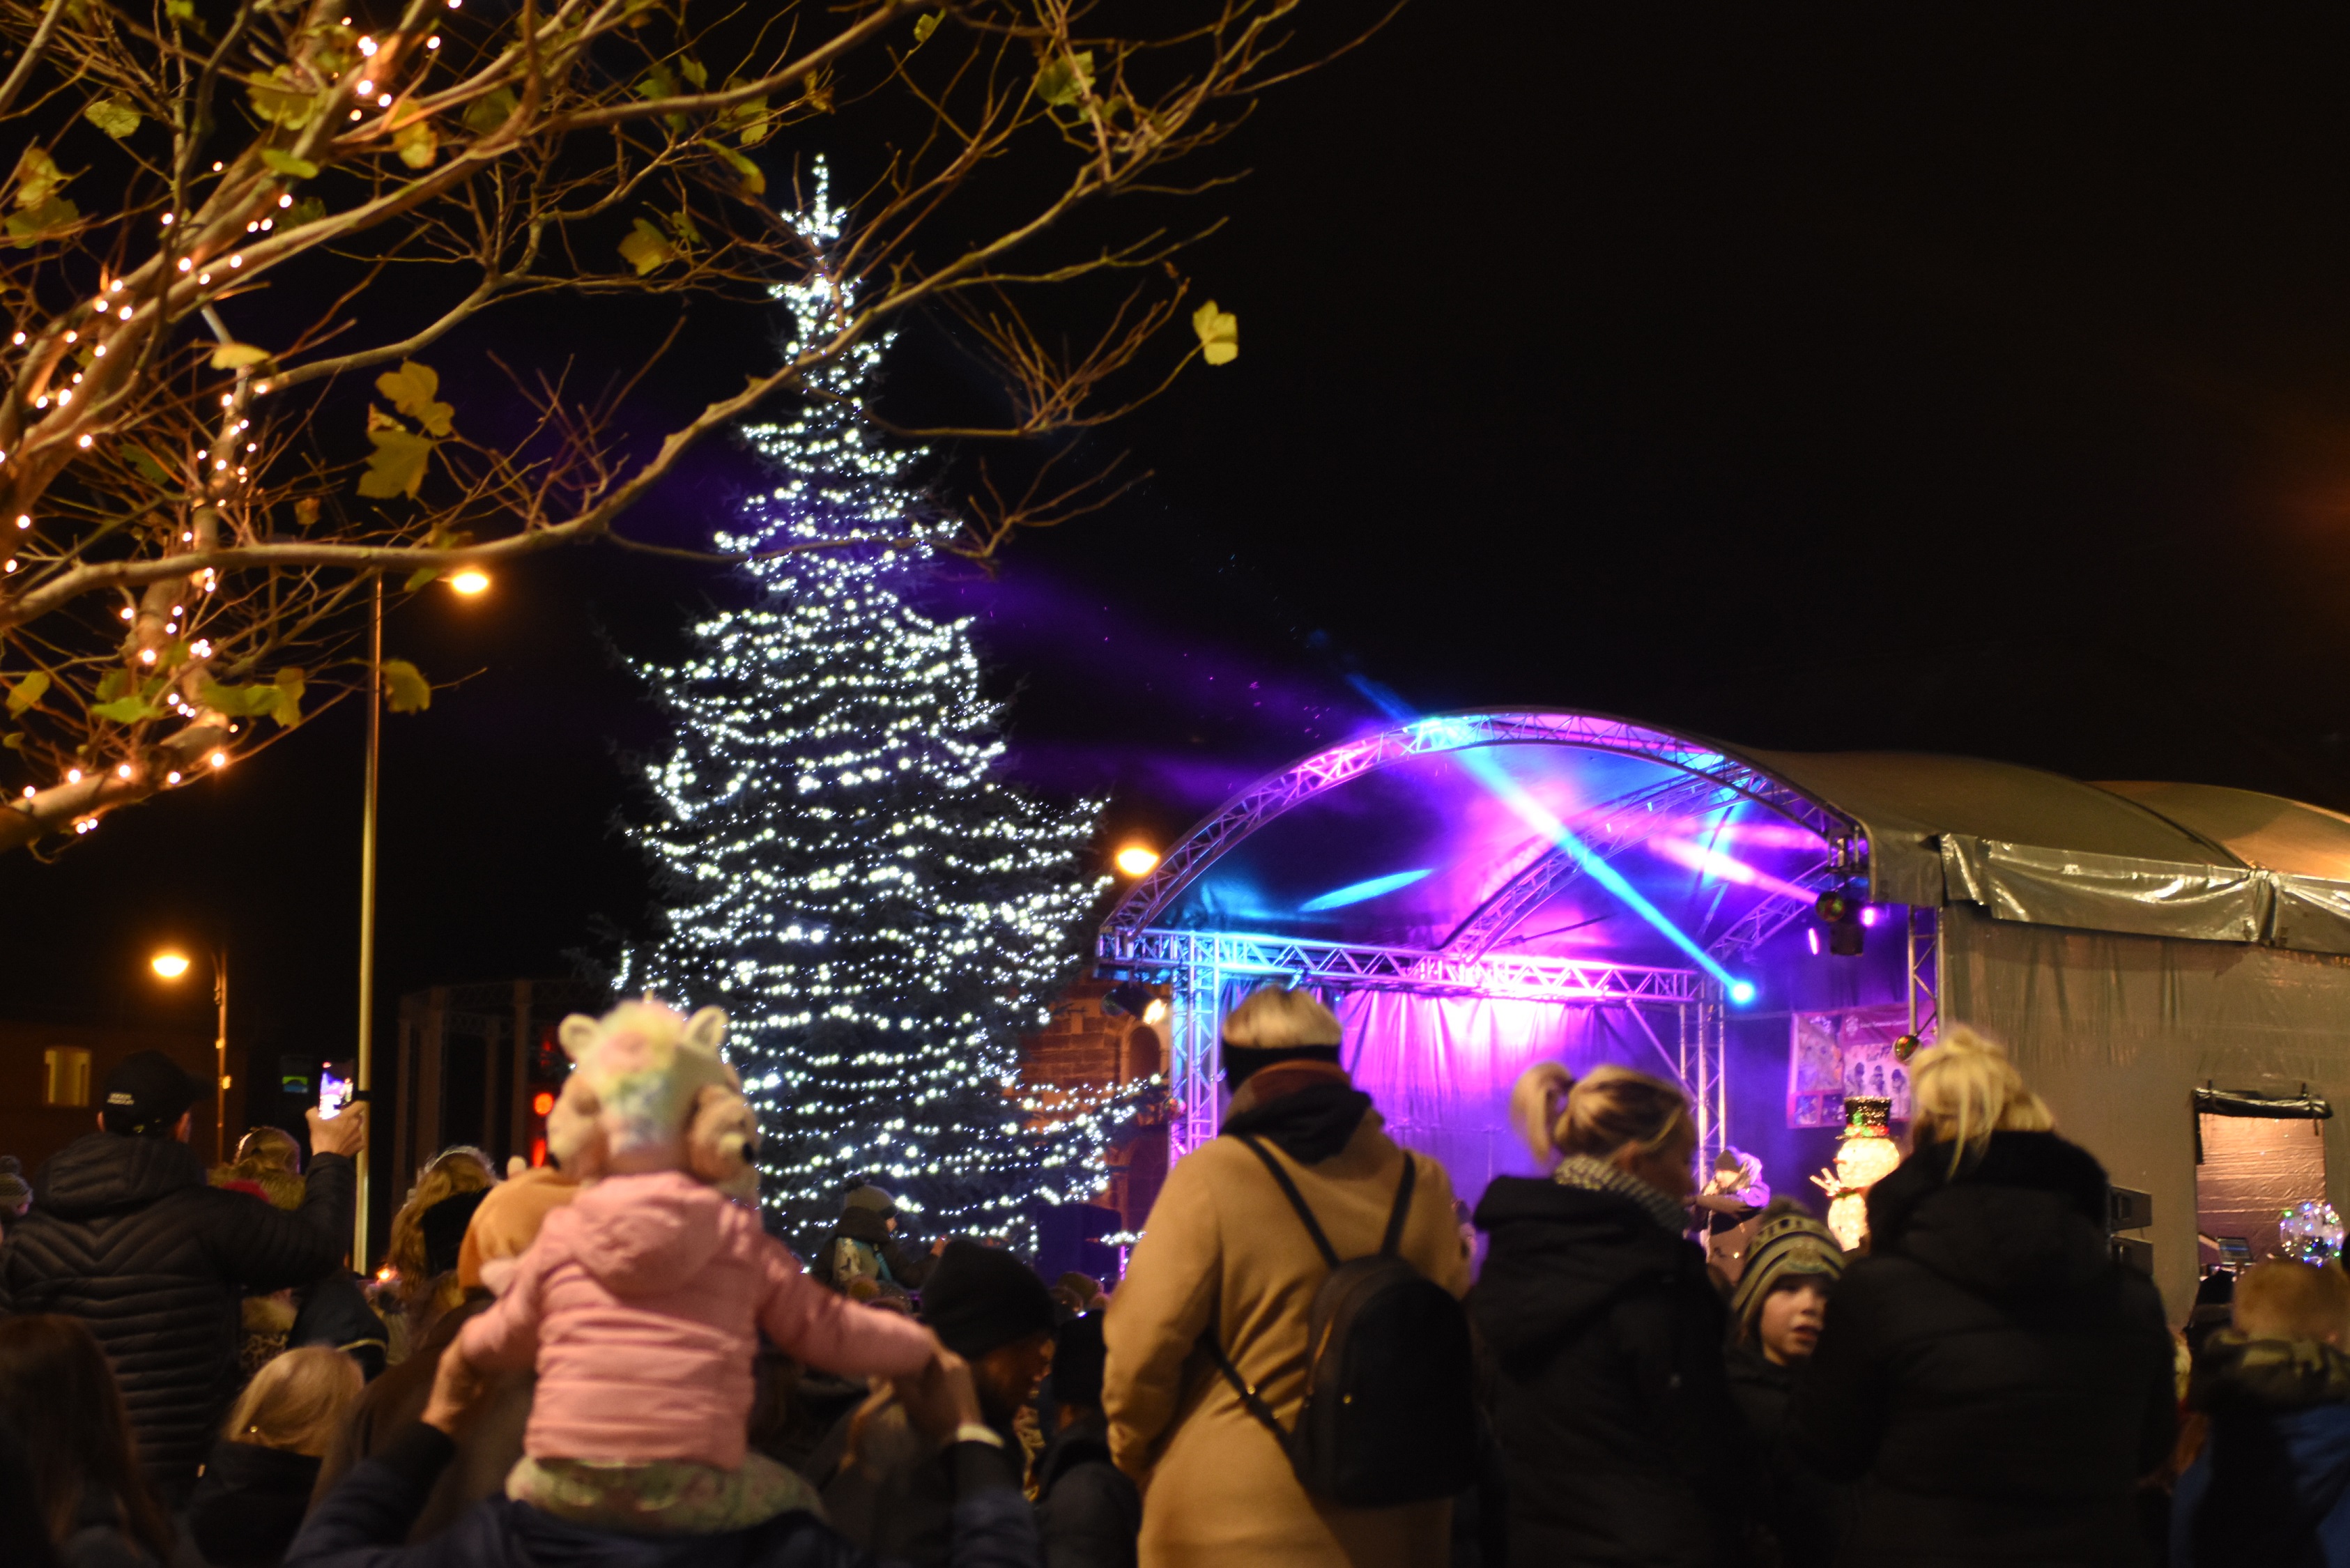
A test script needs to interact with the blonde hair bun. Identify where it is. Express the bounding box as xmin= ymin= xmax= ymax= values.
xmin=1510 ymin=1061 xmax=1691 ymax=1168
